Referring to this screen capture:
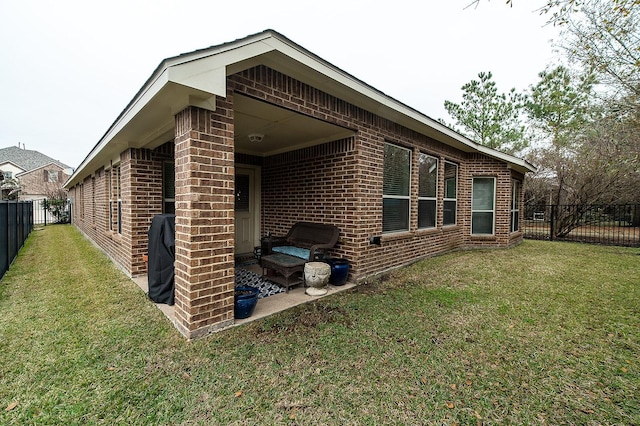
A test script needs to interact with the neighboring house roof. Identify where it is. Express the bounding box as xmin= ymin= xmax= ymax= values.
xmin=66 ymin=29 xmax=535 ymax=188
xmin=0 ymin=160 xmax=25 ymax=173
xmin=0 ymin=146 xmax=70 ymax=173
